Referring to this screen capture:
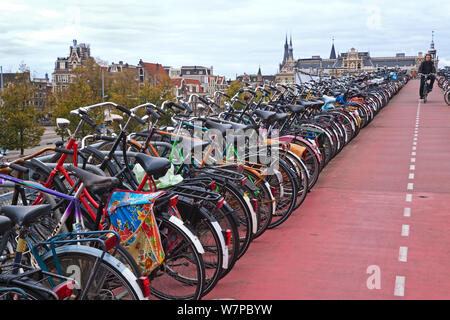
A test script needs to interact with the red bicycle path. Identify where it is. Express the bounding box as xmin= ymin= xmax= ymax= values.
xmin=205 ymin=79 xmax=450 ymax=300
